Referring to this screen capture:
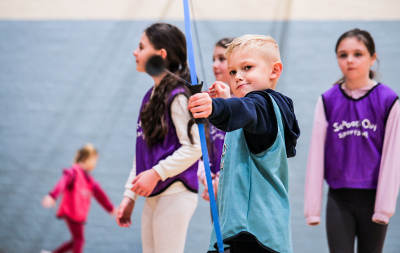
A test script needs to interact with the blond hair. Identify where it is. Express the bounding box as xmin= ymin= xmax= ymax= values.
xmin=74 ymin=143 xmax=98 ymax=163
xmin=225 ymin=34 xmax=281 ymax=62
